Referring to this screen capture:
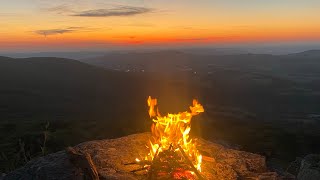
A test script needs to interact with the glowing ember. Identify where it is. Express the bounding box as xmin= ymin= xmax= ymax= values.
xmin=137 ymin=96 xmax=204 ymax=174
